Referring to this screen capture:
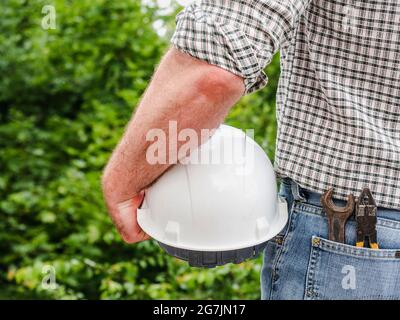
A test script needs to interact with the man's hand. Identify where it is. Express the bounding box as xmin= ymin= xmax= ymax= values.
xmin=113 ymin=192 xmax=149 ymax=244
xmin=102 ymin=47 xmax=245 ymax=243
